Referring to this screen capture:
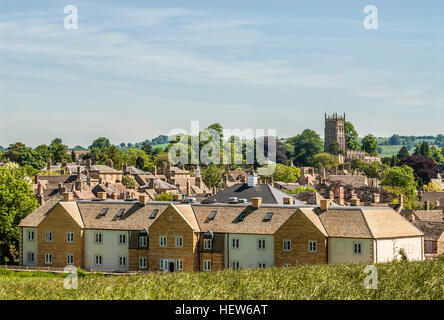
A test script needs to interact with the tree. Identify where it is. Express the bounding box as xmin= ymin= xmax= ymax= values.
xmin=202 ymin=165 xmax=224 ymax=193
xmin=351 ymin=159 xmax=385 ymax=179
xmin=361 ymin=134 xmax=378 ymax=156
xmin=399 ymin=155 xmax=439 ymax=186
xmin=311 ymin=153 xmax=339 ymax=169
xmin=397 ymin=146 xmax=410 ymax=159
xmin=121 ymin=175 xmax=138 ymax=190
xmin=419 ymin=142 xmax=430 ymax=157
xmin=271 ymin=164 xmax=301 ymax=183
xmin=49 ymin=138 xmax=68 ymax=163
xmin=136 ymin=156 xmax=145 ymax=170
xmin=430 ymin=146 xmax=444 ymax=164
xmin=141 ymin=141 xmax=152 ymax=155
xmin=89 ymin=137 xmax=111 ymax=150
xmin=0 ymin=163 xmax=39 ymax=262
xmin=154 ymin=193 xmax=174 ymax=201
xmin=424 ymin=181 xmax=443 ymax=192
xmin=380 ymin=165 xmax=417 ymax=204
xmin=345 ymin=121 xmax=360 ymax=150
xmin=287 ymin=129 xmax=323 ymax=166
xmin=255 ymin=136 xmax=288 ymax=164
xmin=389 ymin=134 xmax=401 ymax=145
